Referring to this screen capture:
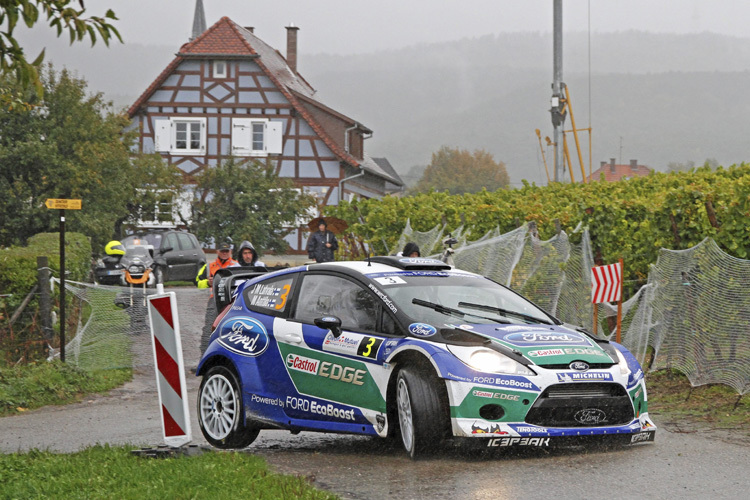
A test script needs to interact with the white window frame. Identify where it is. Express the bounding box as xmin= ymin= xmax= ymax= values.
xmin=213 ymin=60 xmax=227 ymax=78
xmin=231 ymin=118 xmax=283 ymax=156
xmin=154 ymin=117 xmax=207 ymax=155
